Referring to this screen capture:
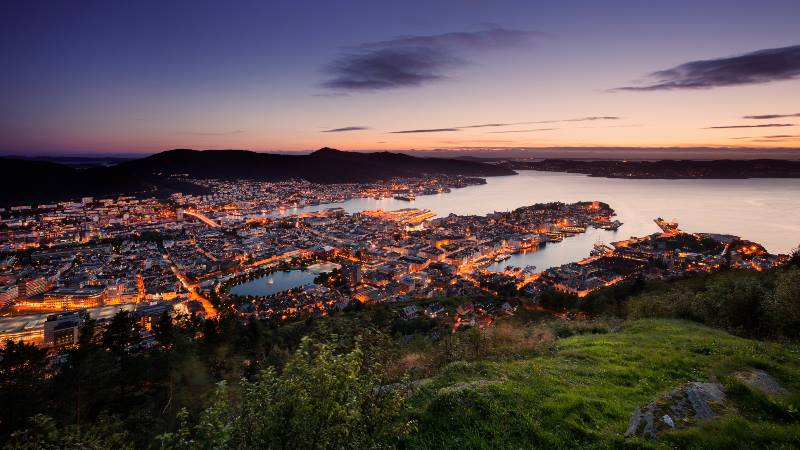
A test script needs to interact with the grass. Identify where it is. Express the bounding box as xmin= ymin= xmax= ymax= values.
xmin=402 ymin=319 xmax=800 ymax=449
